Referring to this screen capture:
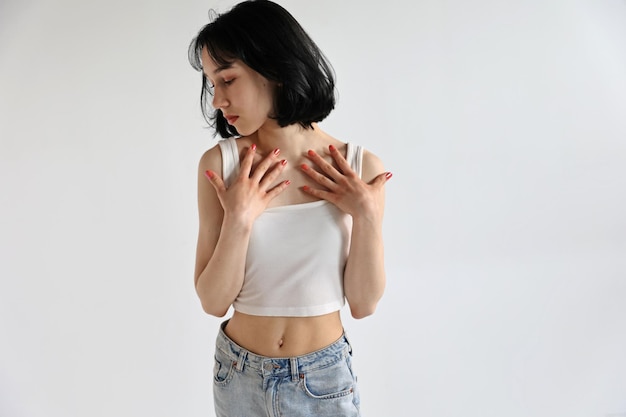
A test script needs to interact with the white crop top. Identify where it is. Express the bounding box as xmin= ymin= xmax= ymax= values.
xmin=218 ymin=138 xmax=363 ymax=317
